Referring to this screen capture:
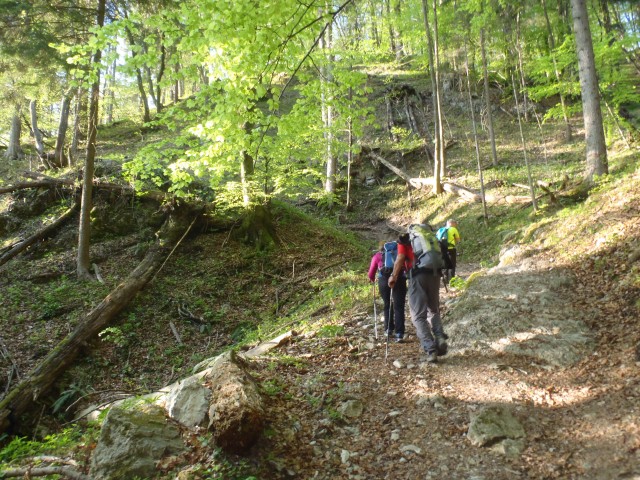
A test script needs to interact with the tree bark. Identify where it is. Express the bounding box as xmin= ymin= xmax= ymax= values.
xmin=321 ymin=8 xmax=336 ymax=195
xmin=570 ymin=0 xmax=608 ymax=180
xmin=481 ymin=28 xmax=498 ymax=167
xmin=4 ymin=110 xmax=24 ymax=161
xmin=464 ymin=36 xmax=488 ymax=221
xmin=512 ymin=72 xmax=538 ymax=212
xmin=0 ymin=208 xmax=198 ymax=435
xmin=54 ymin=93 xmax=72 ymax=167
xmin=70 ymin=87 xmax=86 ymax=159
xmin=431 ymin=0 xmax=446 ymax=184
xmin=77 ymin=0 xmax=106 ymax=280
xmin=29 ymin=100 xmax=45 ymax=159
xmin=541 ymin=0 xmax=573 ymax=141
